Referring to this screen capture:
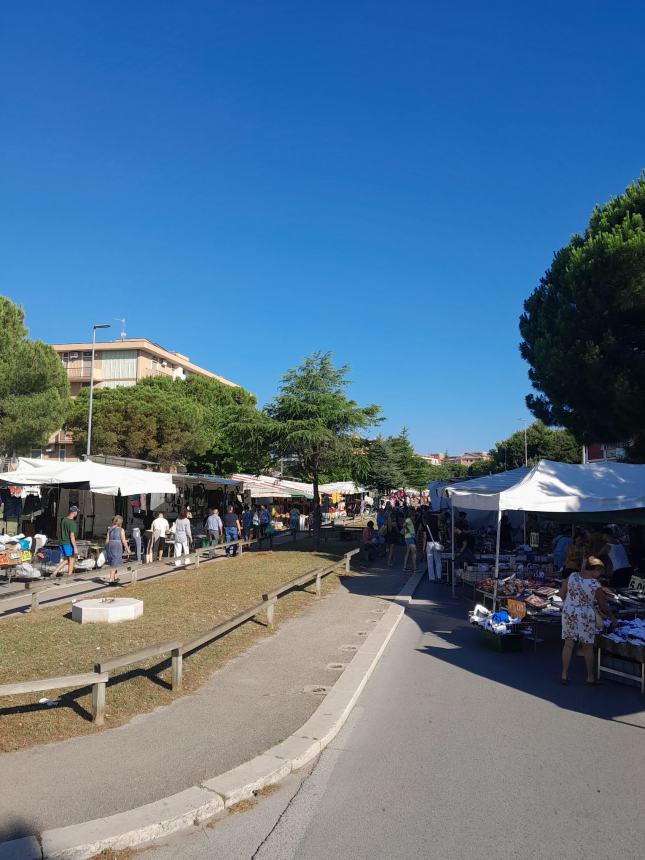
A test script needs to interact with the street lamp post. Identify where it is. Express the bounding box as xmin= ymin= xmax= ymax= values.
xmin=87 ymin=324 xmax=111 ymax=458
xmin=517 ymin=418 xmax=529 ymax=467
